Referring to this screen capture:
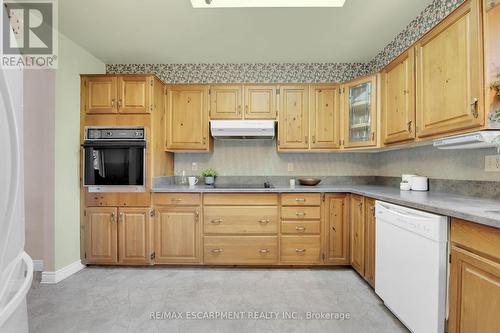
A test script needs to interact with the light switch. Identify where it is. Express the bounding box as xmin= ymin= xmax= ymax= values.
xmin=191 ymin=162 xmax=198 ymax=171
xmin=485 ymin=155 xmax=500 ymax=172
xmin=287 ymin=163 xmax=294 ymax=172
